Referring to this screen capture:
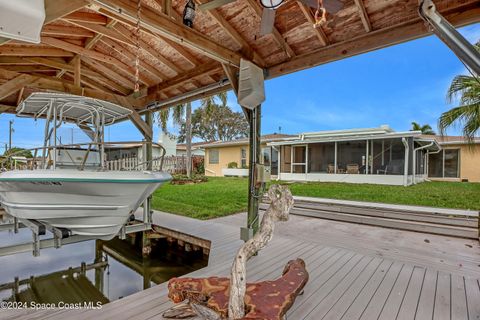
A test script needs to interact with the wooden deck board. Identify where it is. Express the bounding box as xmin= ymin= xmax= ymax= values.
xmin=3 ymin=211 xmax=480 ymax=320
